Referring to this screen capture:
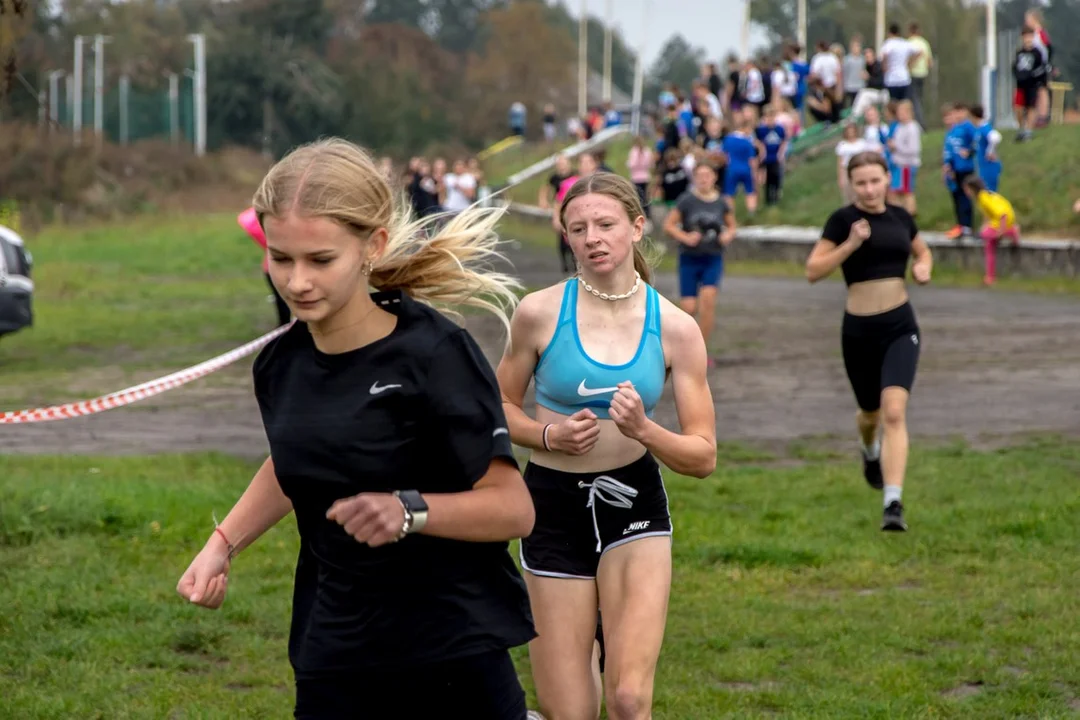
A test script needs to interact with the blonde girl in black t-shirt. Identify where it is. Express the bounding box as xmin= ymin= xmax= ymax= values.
xmin=176 ymin=138 xmax=537 ymax=719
